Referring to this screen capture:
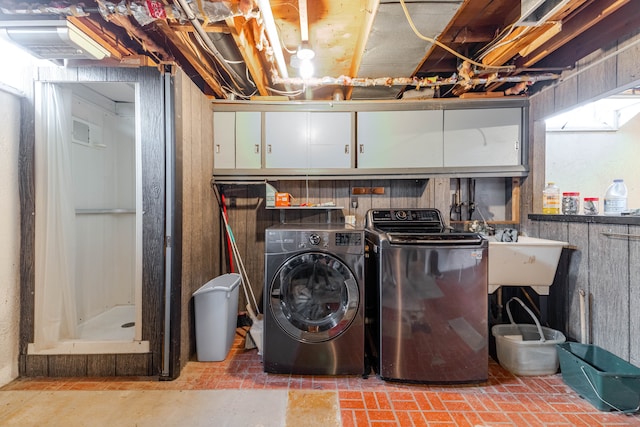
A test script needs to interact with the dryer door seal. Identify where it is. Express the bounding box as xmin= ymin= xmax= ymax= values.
xmin=269 ymin=251 xmax=359 ymax=343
